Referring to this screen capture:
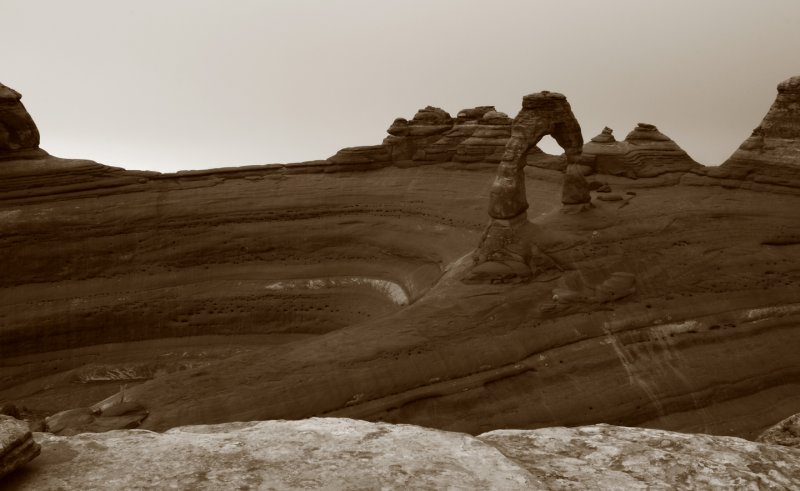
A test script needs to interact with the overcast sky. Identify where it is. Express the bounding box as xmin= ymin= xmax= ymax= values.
xmin=4 ymin=1 xmax=799 ymax=172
